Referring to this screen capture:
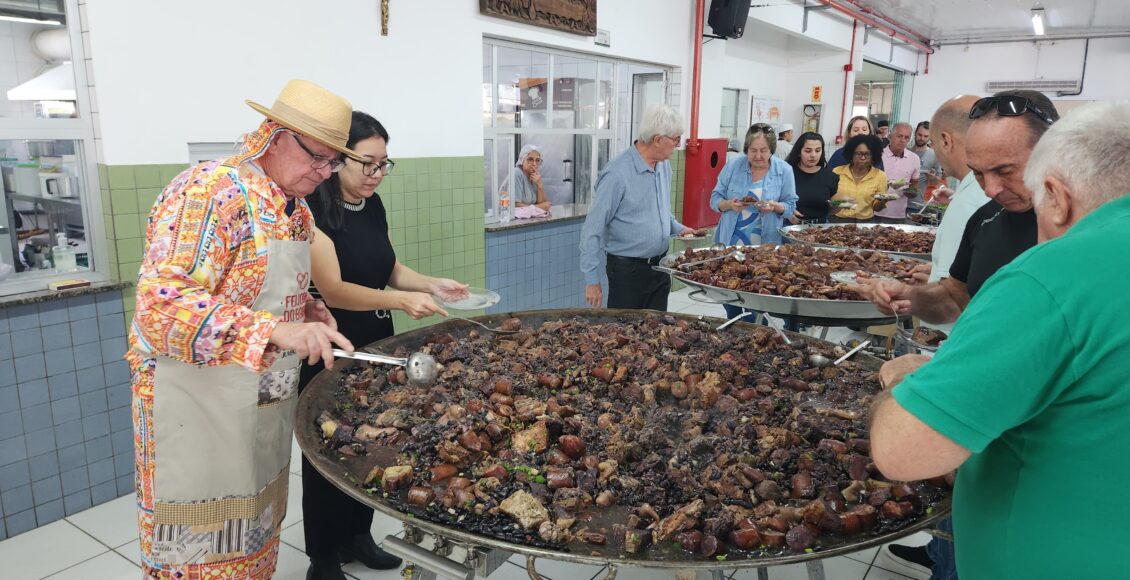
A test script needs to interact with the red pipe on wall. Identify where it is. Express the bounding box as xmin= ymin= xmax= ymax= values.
xmin=687 ymin=0 xmax=706 ymax=152
xmin=819 ymin=0 xmax=934 ymax=54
